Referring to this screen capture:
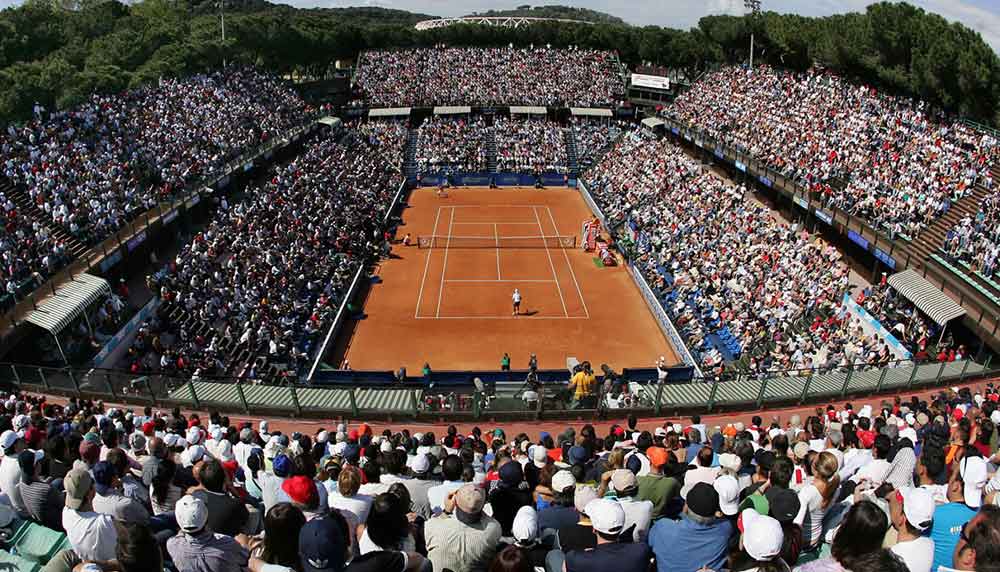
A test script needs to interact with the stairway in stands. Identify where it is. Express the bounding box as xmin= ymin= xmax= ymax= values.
xmin=403 ymin=129 xmax=419 ymax=182
xmin=903 ymin=163 xmax=999 ymax=272
xmin=486 ymin=130 xmax=498 ymax=173
xmin=564 ymin=129 xmax=580 ymax=176
xmin=2 ymin=176 xmax=89 ymax=259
